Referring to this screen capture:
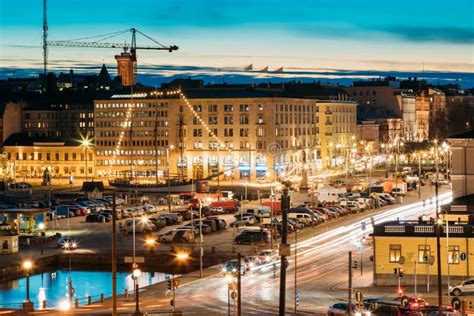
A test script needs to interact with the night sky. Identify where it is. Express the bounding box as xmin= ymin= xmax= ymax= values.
xmin=1 ymin=0 xmax=473 ymax=86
